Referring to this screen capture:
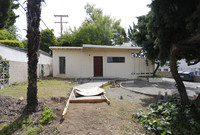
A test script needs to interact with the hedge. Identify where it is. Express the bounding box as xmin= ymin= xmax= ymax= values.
xmin=0 ymin=40 xmax=24 ymax=48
